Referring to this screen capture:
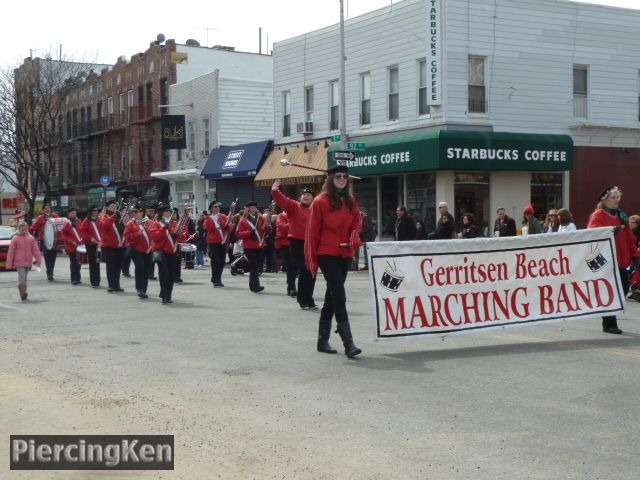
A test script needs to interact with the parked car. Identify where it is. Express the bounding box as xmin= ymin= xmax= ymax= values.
xmin=0 ymin=226 xmax=16 ymax=270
